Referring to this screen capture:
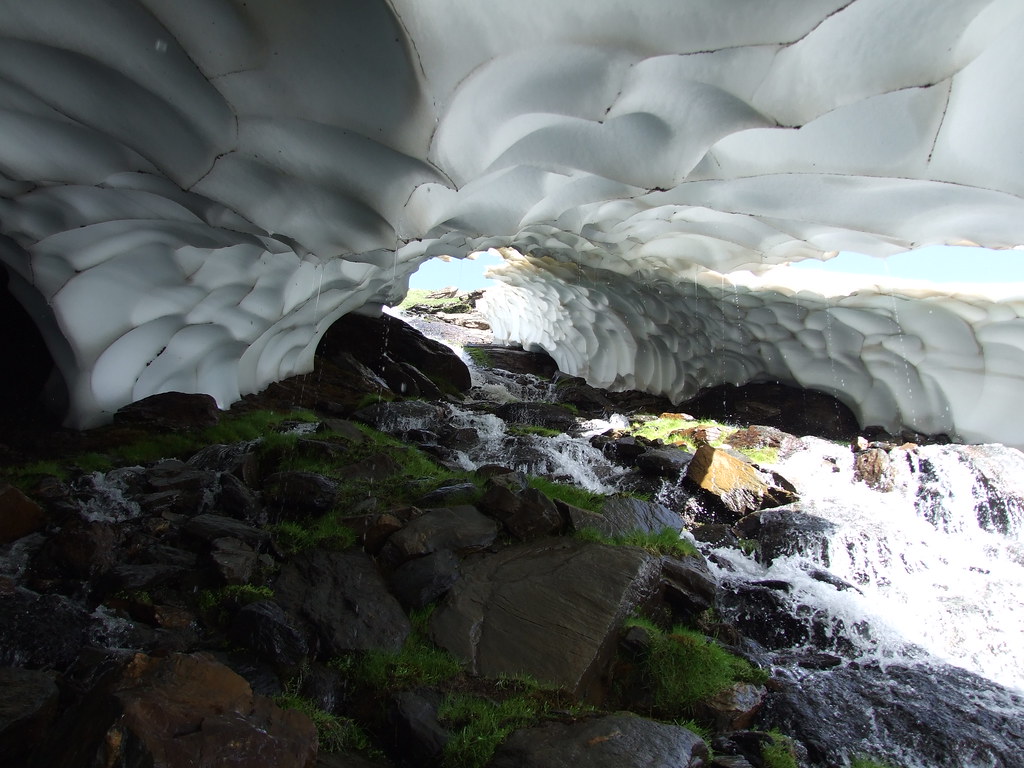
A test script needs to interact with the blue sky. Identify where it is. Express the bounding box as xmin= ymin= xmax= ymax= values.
xmin=408 ymin=245 xmax=1024 ymax=290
